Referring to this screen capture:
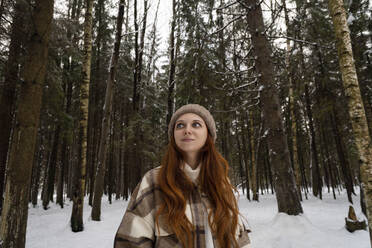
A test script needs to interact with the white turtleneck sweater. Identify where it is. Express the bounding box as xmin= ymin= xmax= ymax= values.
xmin=182 ymin=163 xmax=214 ymax=248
